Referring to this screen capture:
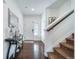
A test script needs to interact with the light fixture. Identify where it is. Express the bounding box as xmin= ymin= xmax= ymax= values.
xmin=32 ymin=8 xmax=35 ymax=11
